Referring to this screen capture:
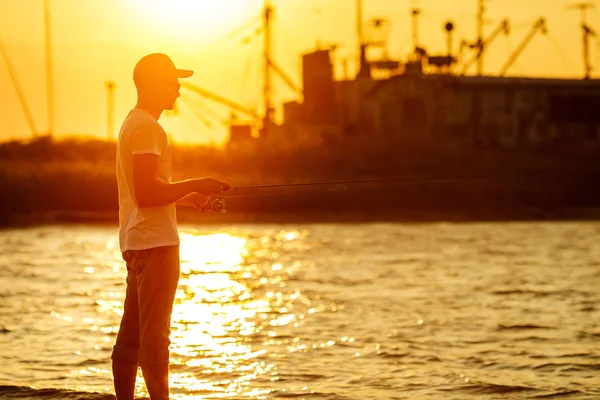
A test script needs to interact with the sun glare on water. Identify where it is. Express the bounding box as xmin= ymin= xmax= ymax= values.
xmin=136 ymin=230 xmax=307 ymax=398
